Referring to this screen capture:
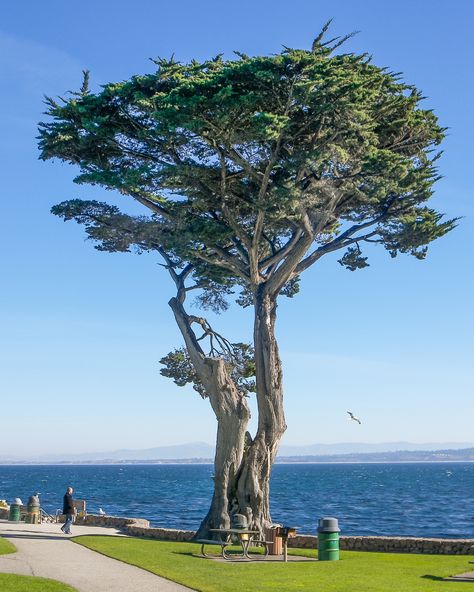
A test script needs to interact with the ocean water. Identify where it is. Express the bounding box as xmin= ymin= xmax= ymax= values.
xmin=0 ymin=463 xmax=473 ymax=538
